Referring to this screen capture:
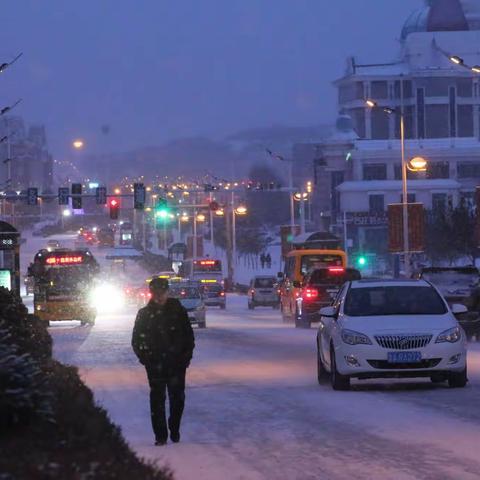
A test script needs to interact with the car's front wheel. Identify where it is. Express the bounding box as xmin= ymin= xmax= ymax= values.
xmin=448 ymin=367 xmax=467 ymax=388
xmin=317 ymin=340 xmax=329 ymax=384
xmin=330 ymin=347 xmax=350 ymax=391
